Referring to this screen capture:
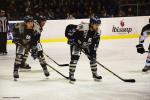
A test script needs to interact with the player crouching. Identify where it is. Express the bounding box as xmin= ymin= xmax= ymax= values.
xmin=13 ymin=15 xmax=49 ymax=81
xmin=65 ymin=16 xmax=102 ymax=84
